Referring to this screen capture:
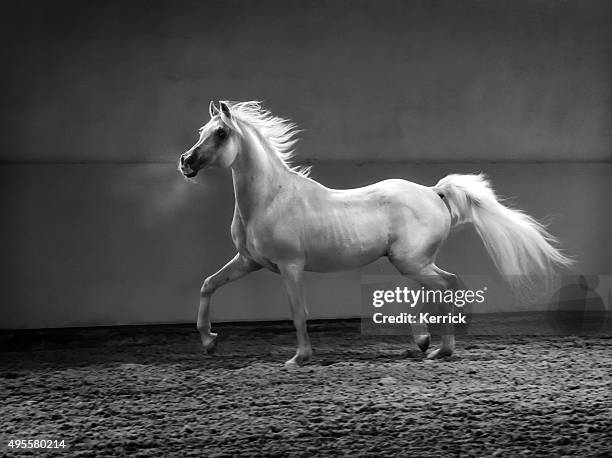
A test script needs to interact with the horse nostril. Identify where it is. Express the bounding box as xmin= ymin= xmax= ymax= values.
xmin=185 ymin=155 xmax=195 ymax=167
